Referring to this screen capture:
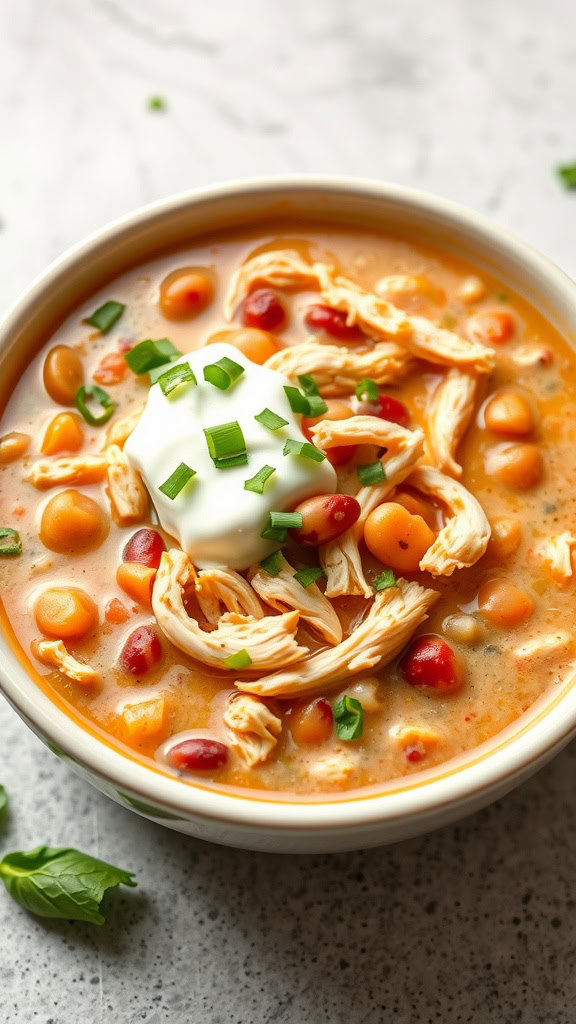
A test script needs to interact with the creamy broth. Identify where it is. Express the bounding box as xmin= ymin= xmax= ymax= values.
xmin=1 ymin=222 xmax=575 ymax=796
